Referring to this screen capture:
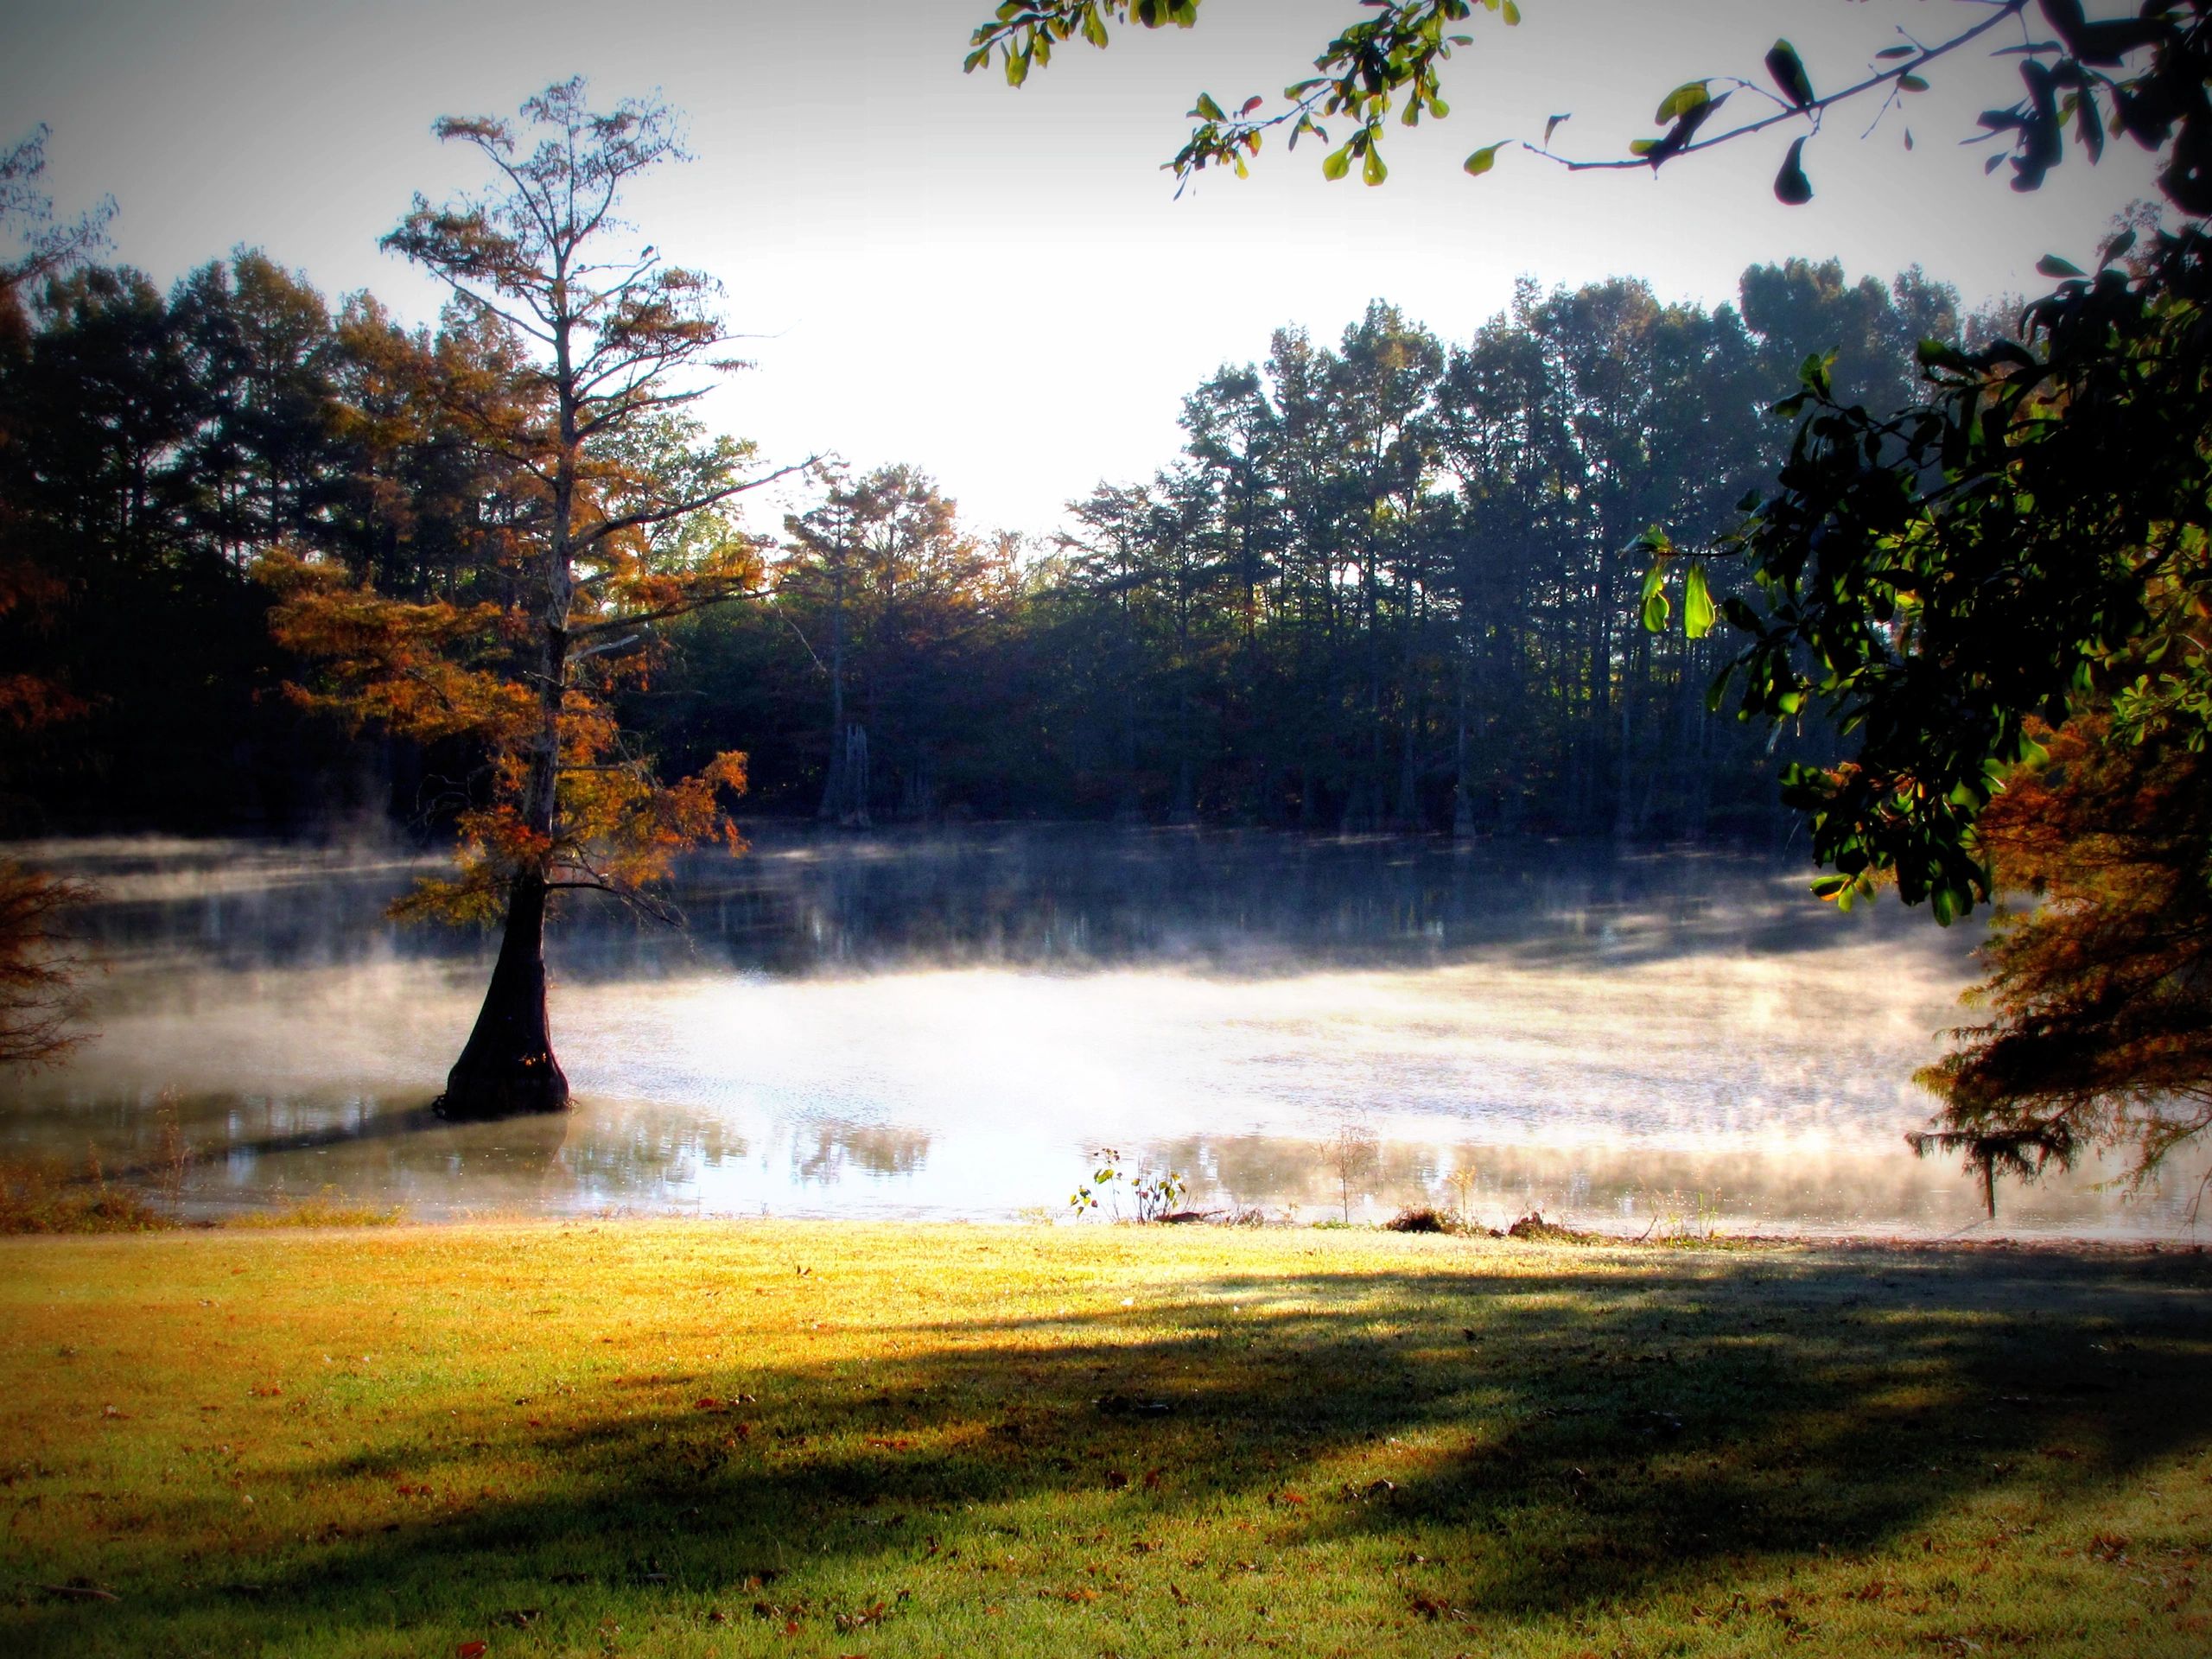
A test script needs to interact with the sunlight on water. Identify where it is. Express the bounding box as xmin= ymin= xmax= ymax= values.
xmin=5 ymin=830 xmax=2204 ymax=1238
